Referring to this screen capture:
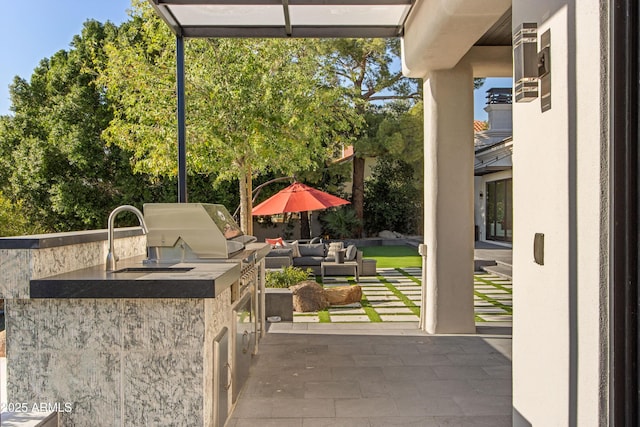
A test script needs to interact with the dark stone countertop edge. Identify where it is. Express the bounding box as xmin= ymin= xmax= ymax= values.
xmin=29 ymin=258 xmax=241 ymax=299
xmin=29 ymin=280 xmax=218 ymax=299
xmin=0 ymin=227 xmax=143 ymax=250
